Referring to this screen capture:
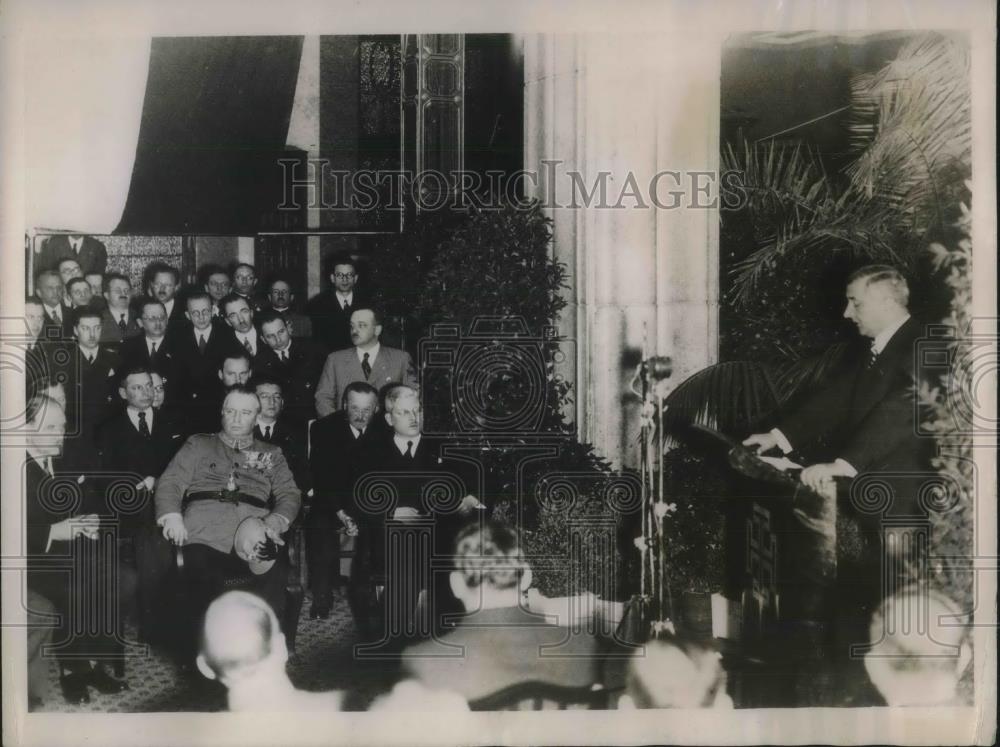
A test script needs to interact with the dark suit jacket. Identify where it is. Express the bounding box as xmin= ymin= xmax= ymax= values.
xmin=266 ymin=306 xmax=313 ymax=339
xmin=99 ymin=306 xmax=142 ymax=346
xmin=25 ymin=456 xmax=77 ymax=600
xmin=306 ymin=288 xmax=372 ymax=352
xmin=404 ymin=605 xmax=602 ymax=701
xmin=96 ymin=409 xmax=186 ymax=529
xmin=119 ymin=335 xmax=179 ymax=397
xmin=309 ymin=411 xmax=374 ymax=518
xmin=171 ymin=324 xmax=239 ymax=403
xmin=255 ymin=338 xmax=328 ymax=422
xmin=314 ymin=345 xmax=418 ymax=418
xmin=776 ymin=317 xmax=932 ymax=513
xmin=36 ymin=235 xmax=108 ymax=275
xmin=40 ymin=303 xmax=74 ymax=339
xmin=253 ymin=416 xmax=311 ymax=494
